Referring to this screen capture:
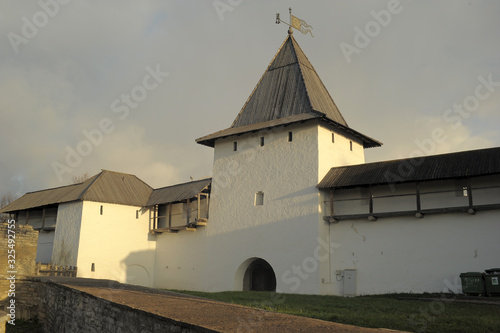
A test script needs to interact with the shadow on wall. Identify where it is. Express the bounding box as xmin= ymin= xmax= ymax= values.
xmin=52 ymin=239 xmax=73 ymax=266
xmin=121 ymin=250 xmax=155 ymax=288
